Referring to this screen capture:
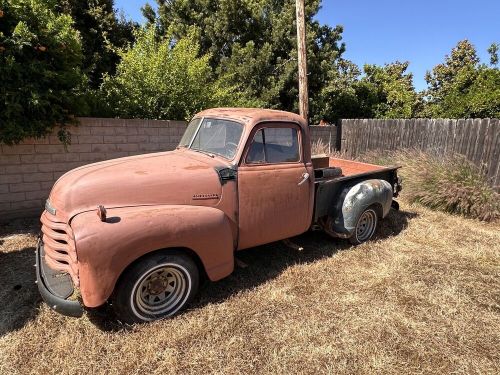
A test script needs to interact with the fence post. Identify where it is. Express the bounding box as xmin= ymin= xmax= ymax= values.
xmin=335 ymin=119 xmax=342 ymax=152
